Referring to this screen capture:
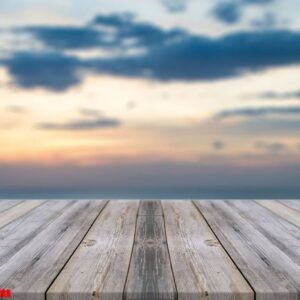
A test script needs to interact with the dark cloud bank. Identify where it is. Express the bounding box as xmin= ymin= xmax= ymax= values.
xmin=1 ymin=161 xmax=300 ymax=196
xmin=2 ymin=13 xmax=300 ymax=91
